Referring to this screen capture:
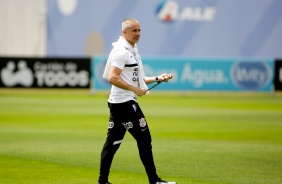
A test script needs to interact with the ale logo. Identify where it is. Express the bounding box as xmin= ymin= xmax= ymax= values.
xmin=231 ymin=61 xmax=272 ymax=90
xmin=156 ymin=0 xmax=216 ymax=22
xmin=156 ymin=0 xmax=179 ymax=22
